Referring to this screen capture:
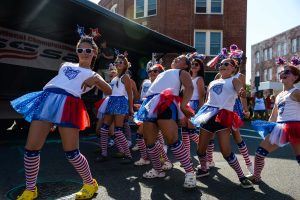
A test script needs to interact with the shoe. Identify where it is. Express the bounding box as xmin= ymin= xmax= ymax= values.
xmin=112 ymin=152 xmax=126 ymax=158
xmin=246 ymin=174 xmax=261 ymax=184
xmin=162 ymin=161 xmax=173 ymax=171
xmin=196 ymin=168 xmax=209 ymax=178
xmin=134 ymin=158 xmax=150 ymax=166
xmin=17 ymin=187 xmax=38 ymax=200
xmin=120 ymin=156 xmax=134 ymax=164
xmin=131 ymin=144 xmax=139 ymax=151
xmin=95 ymin=155 xmax=108 ymax=162
xmin=206 ymin=161 xmax=215 ymax=169
xmin=108 ymin=139 xmax=114 ymax=147
xmin=143 ymin=168 xmax=165 ymax=179
xmin=75 ymin=179 xmax=98 ymax=199
xmin=240 ymin=177 xmax=254 ymax=189
xmin=183 ymin=172 xmax=197 ymax=188
xmin=247 ymin=164 xmax=254 ymax=175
